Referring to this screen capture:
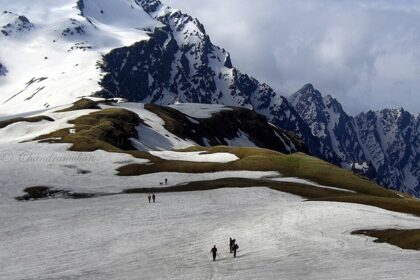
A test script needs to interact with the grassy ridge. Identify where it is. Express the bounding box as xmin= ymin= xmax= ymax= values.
xmin=119 ymin=146 xmax=398 ymax=198
xmin=55 ymin=98 xmax=101 ymax=112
